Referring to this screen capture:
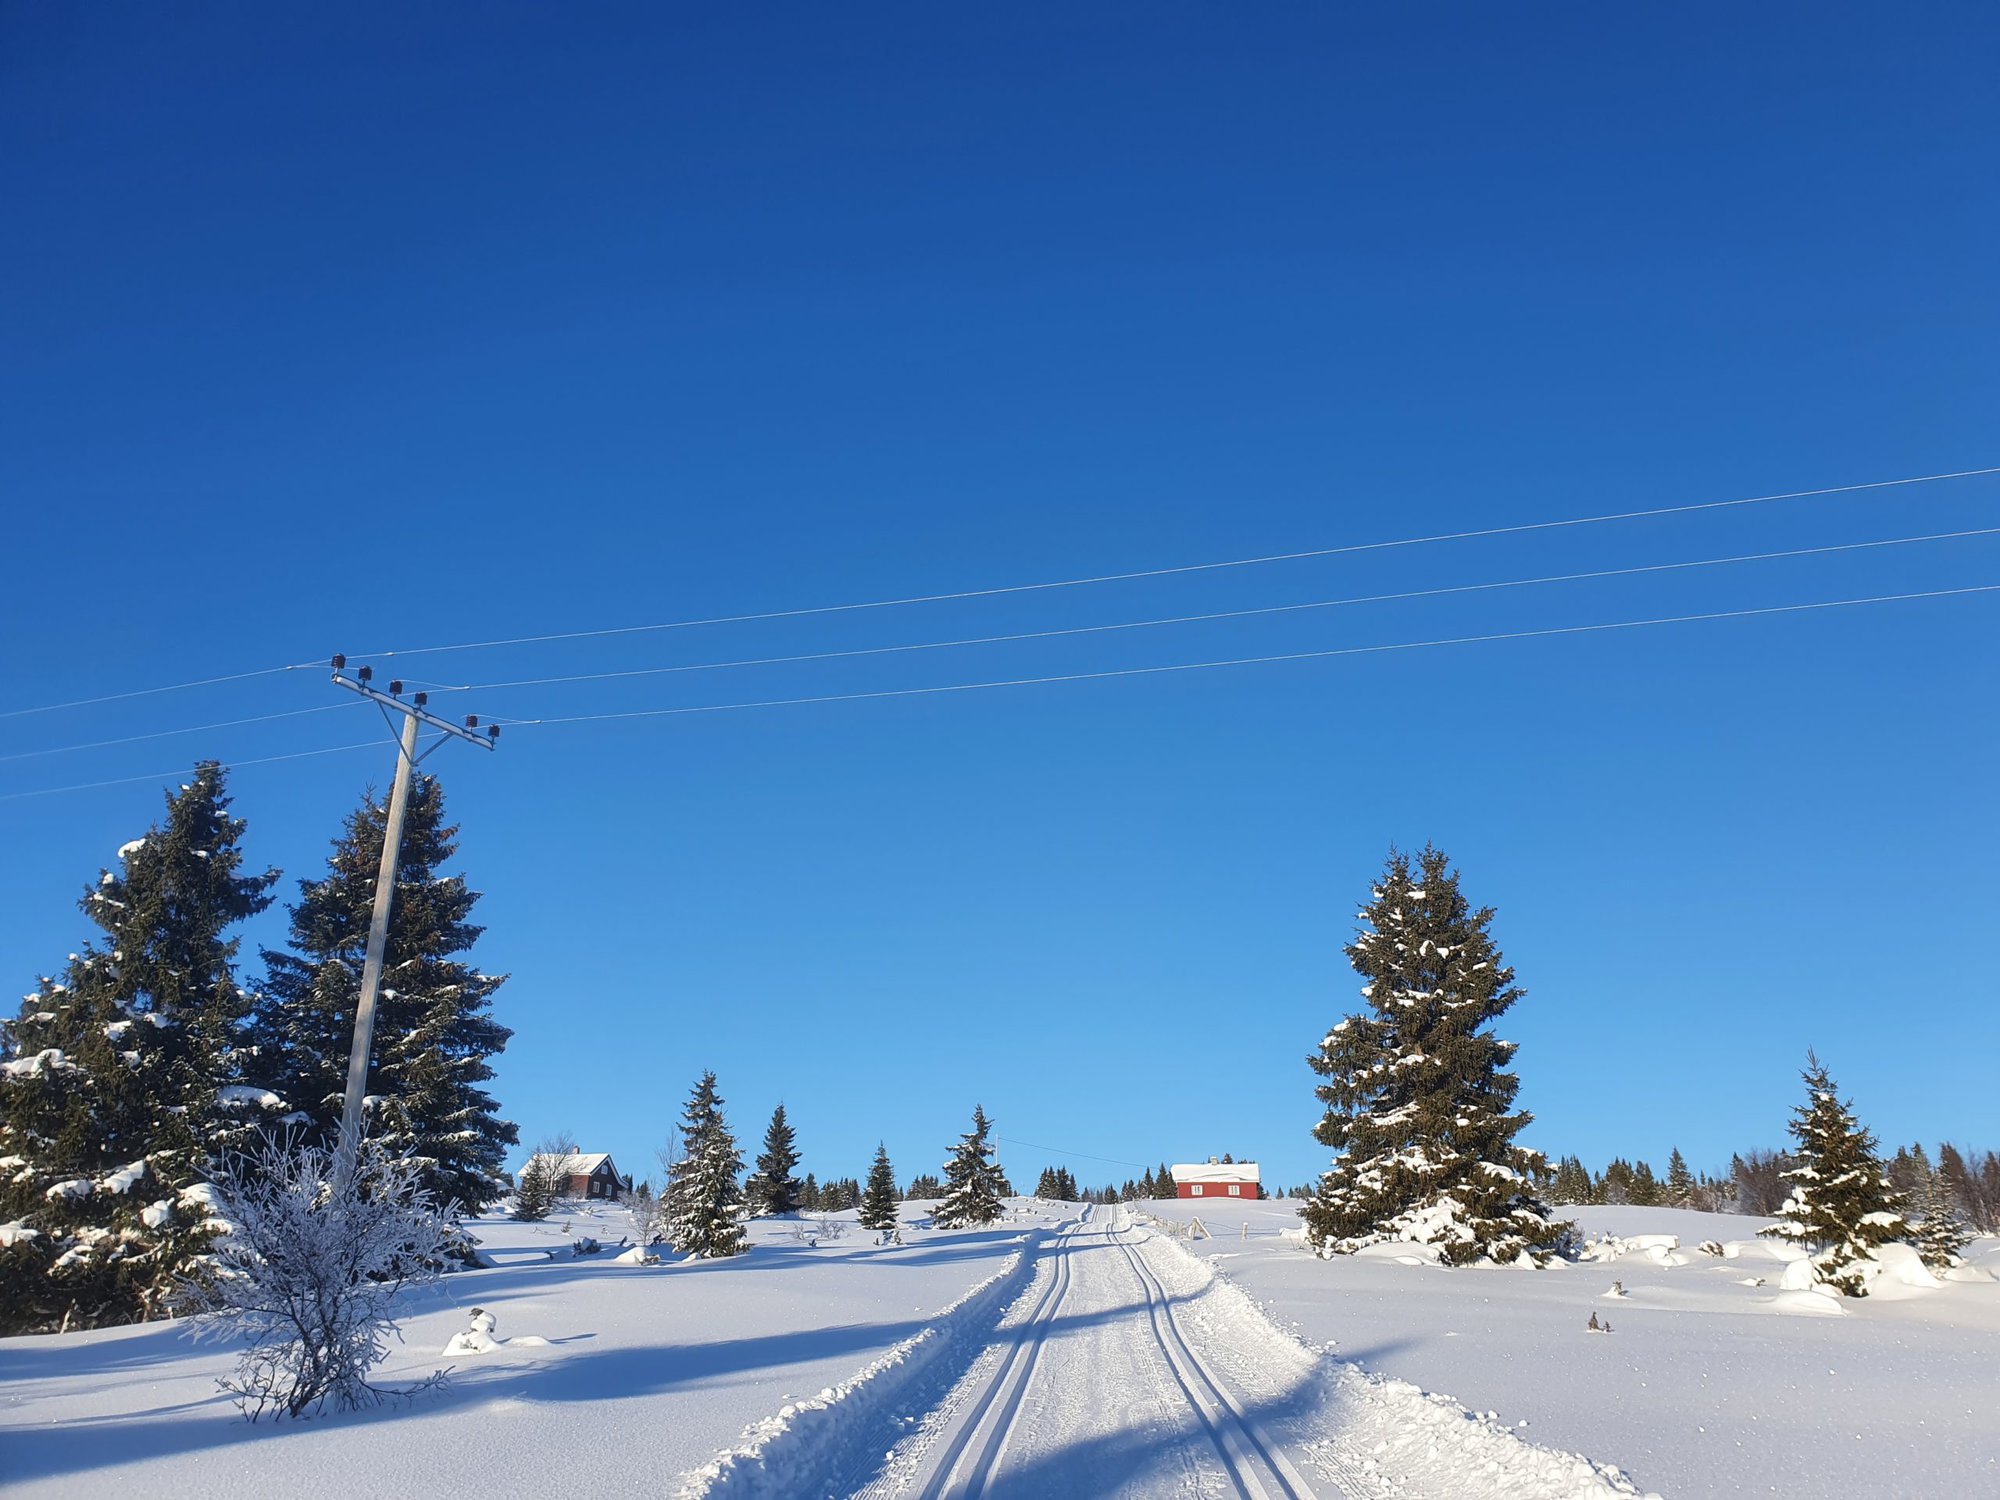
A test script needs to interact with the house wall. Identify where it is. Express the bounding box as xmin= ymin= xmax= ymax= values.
xmin=1176 ymin=1179 xmax=1255 ymax=1199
